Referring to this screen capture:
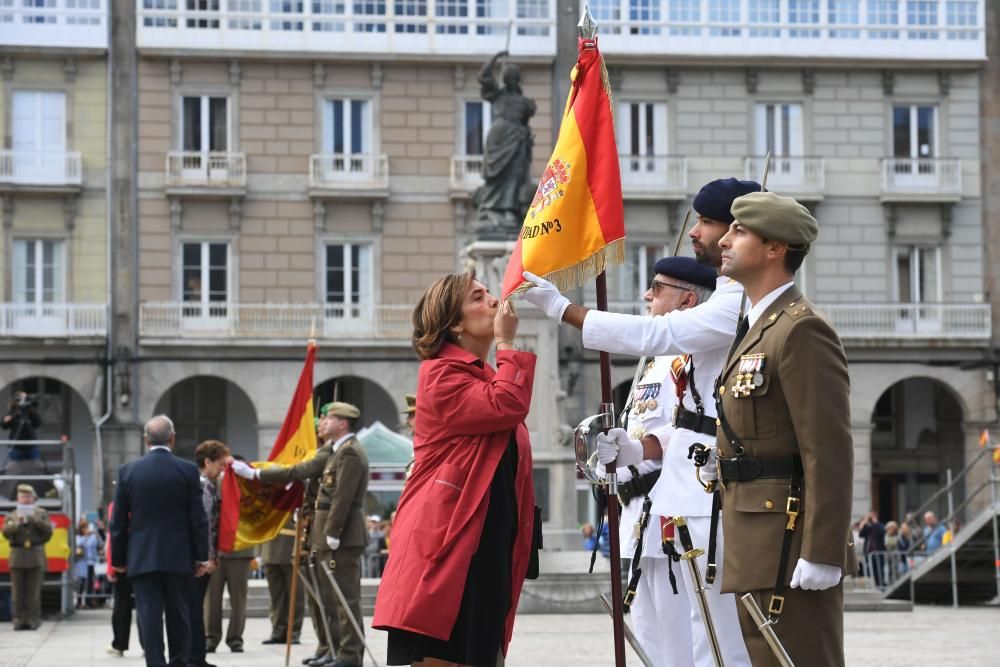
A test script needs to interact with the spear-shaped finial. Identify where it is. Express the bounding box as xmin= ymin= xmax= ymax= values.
xmin=578 ymin=4 xmax=597 ymax=39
